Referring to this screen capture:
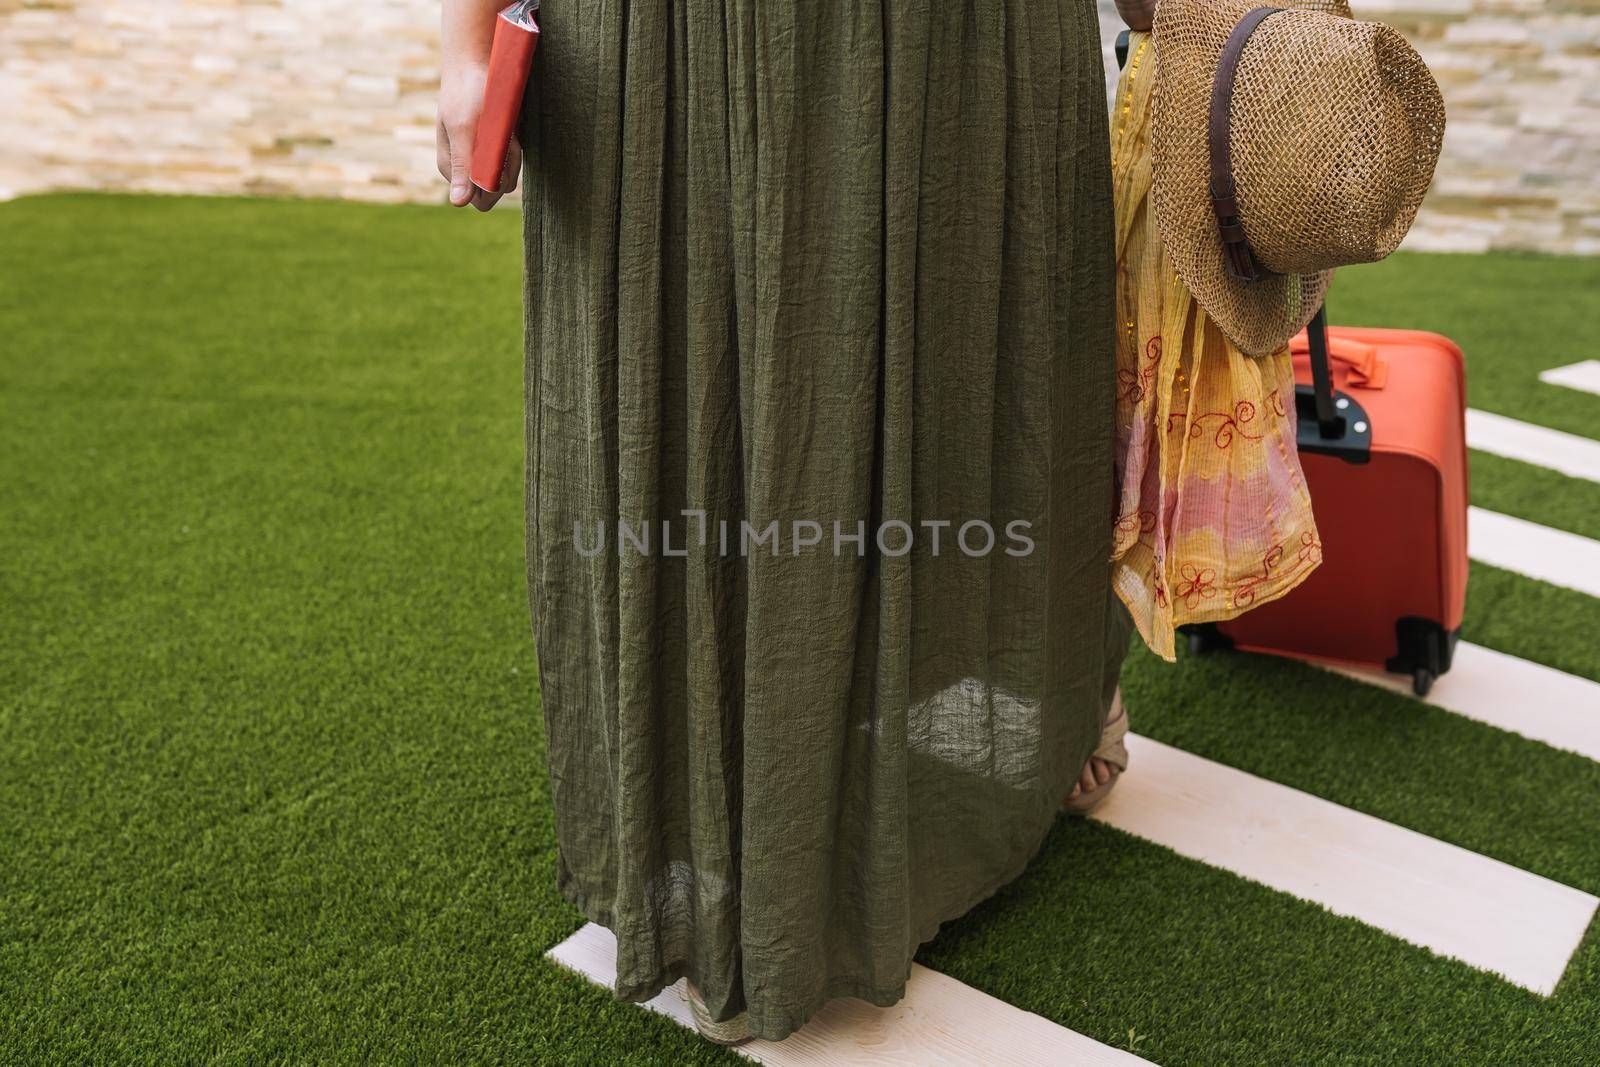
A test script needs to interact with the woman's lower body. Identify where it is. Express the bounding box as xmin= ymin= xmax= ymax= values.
xmin=521 ymin=0 xmax=1130 ymax=1042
